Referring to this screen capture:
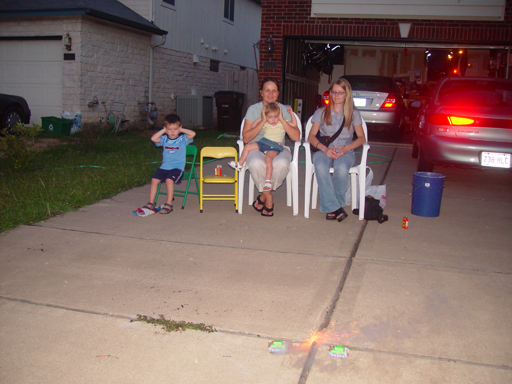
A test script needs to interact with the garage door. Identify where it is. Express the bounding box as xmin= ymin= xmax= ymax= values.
xmin=0 ymin=39 xmax=63 ymax=126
